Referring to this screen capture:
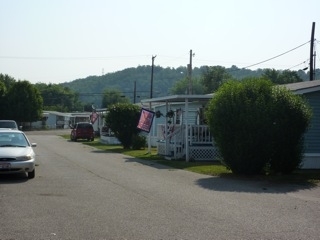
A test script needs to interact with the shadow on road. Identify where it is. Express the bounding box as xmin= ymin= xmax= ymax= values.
xmin=124 ymin=157 xmax=318 ymax=194
xmin=195 ymin=175 xmax=318 ymax=194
